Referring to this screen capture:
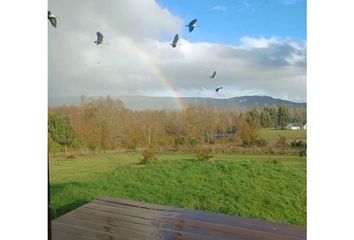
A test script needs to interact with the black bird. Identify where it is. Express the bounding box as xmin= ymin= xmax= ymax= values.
xmin=215 ymin=87 xmax=223 ymax=93
xmin=170 ymin=34 xmax=179 ymax=48
xmin=186 ymin=19 xmax=197 ymax=33
xmin=210 ymin=71 xmax=217 ymax=79
xmin=48 ymin=11 xmax=57 ymax=28
xmin=94 ymin=32 xmax=107 ymax=45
